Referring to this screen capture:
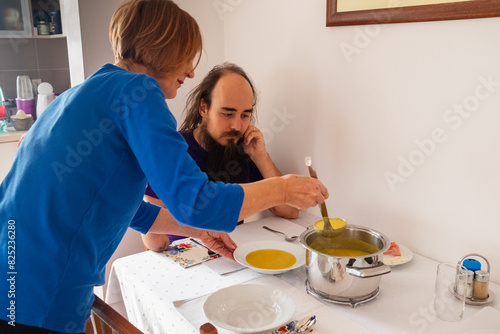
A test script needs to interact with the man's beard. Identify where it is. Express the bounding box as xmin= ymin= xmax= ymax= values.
xmin=198 ymin=122 xmax=249 ymax=183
